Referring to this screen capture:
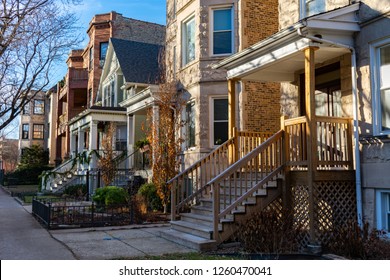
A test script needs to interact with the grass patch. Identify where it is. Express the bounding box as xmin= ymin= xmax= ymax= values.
xmin=114 ymin=252 xmax=243 ymax=260
xmin=3 ymin=185 xmax=39 ymax=193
